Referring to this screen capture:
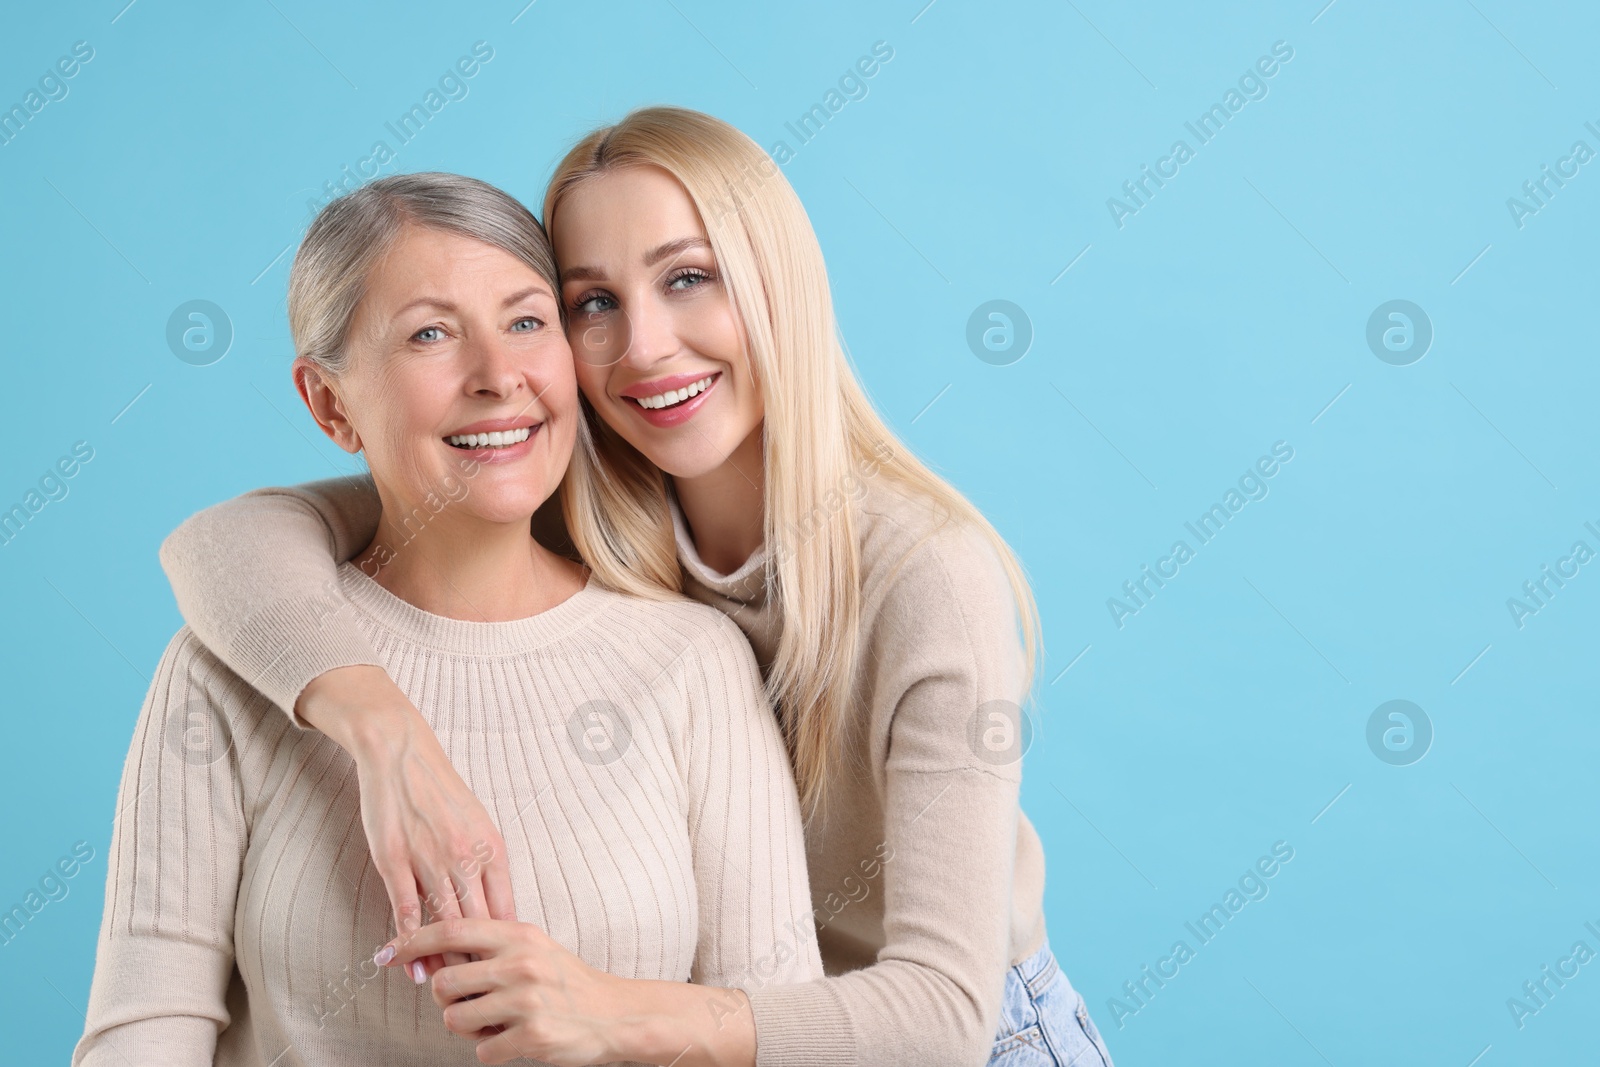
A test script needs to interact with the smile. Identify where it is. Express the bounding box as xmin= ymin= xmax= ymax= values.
xmin=631 ymin=374 xmax=717 ymax=410
xmin=446 ymin=425 xmax=533 ymax=449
